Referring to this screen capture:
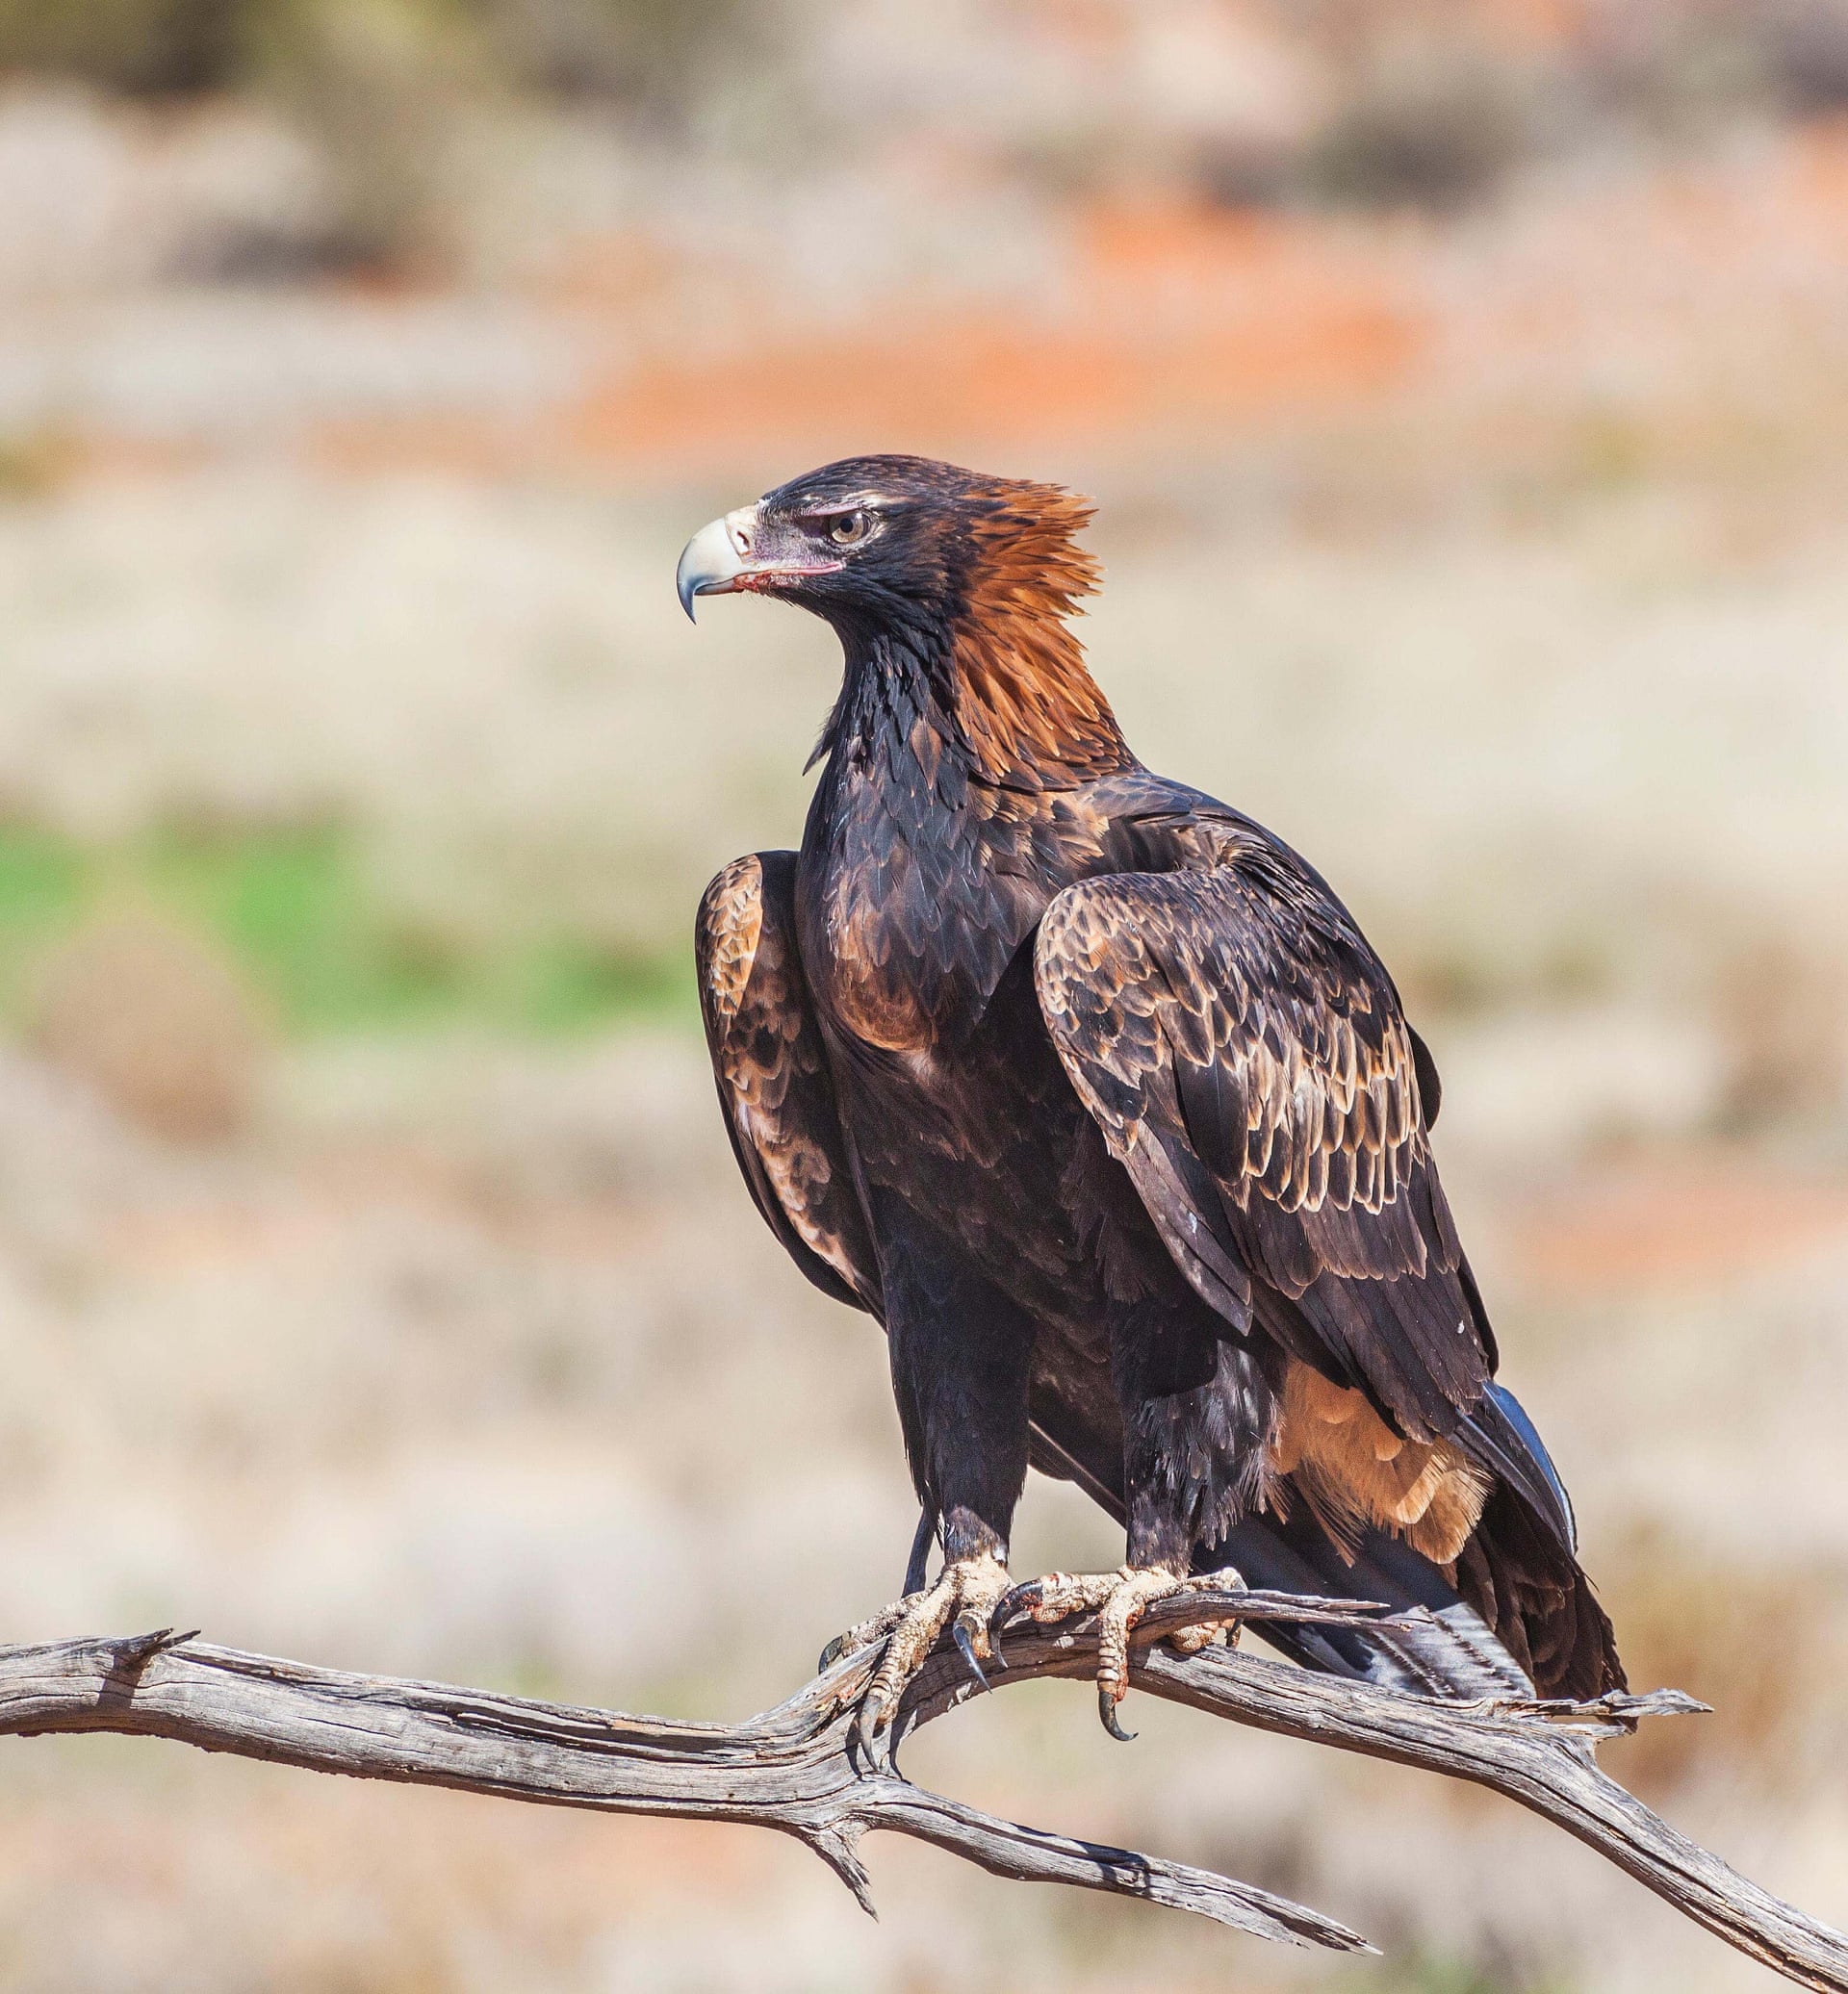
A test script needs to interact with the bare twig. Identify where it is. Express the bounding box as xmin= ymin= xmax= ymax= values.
xmin=1 ymin=1595 xmax=1843 ymax=1986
